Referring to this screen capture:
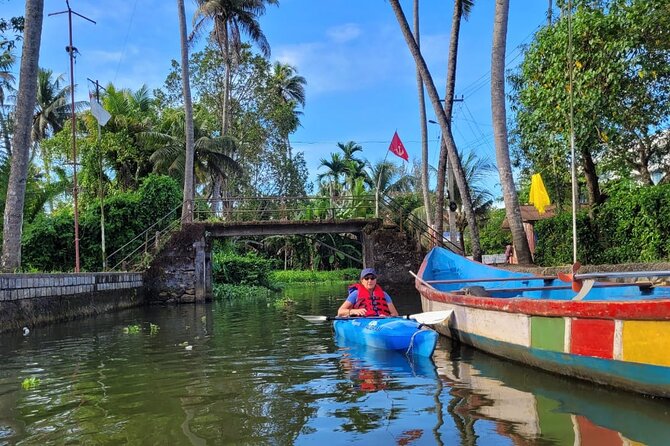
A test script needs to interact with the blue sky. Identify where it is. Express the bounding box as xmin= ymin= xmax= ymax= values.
xmin=4 ymin=0 xmax=551 ymax=197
